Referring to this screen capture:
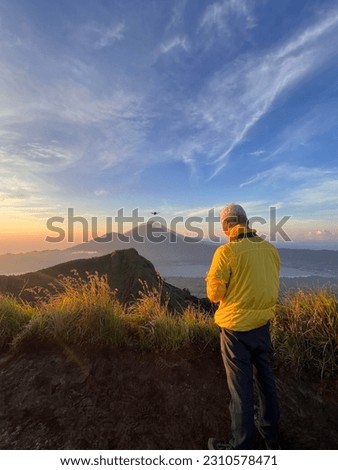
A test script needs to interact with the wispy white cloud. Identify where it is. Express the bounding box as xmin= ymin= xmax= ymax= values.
xmin=175 ymin=206 xmax=221 ymax=218
xmin=290 ymin=177 xmax=338 ymax=207
xmin=39 ymin=80 xmax=144 ymax=126
xmin=0 ymin=171 xmax=44 ymax=205
xmin=94 ymin=189 xmax=109 ymax=197
xmin=263 ymin=102 xmax=338 ymax=161
xmin=240 ymin=165 xmax=333 ymax=188
xmin=252 ymin=172 xmax=338 ymax=231
xmin=250 ymin=150 xmax=266 ymax=157
xmin=157 ymin=35 xmax=190 ymax=57
xmin=175 ymin=199 xmax=274 ymax=219
xmin=307 ymin=229 xmax=336 ymax=240
xmin=183 ymin=7 xmax=338 ymax=178
xmin=276 ymin=12 xmax=338 ymax=60
xmin=0 ymin=142 xmax=76 ymax=170
xmin=74 ymin=22 xmax=125 ymax=49
xmin=200 ymin=0 xmax=256 ymax=35
xmin=166 ymin=0 xmax=189 ymax=31
xmin=0 ymin=49 xmax=150 ymax=175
